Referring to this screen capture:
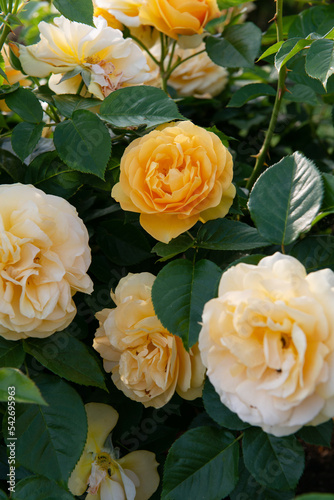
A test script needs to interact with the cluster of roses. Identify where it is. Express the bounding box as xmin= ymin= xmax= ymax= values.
xmin=16 ymin=0 xmax=229 ymax=100
xmin=2 ymin=124 xmax=334 ymax=498
xmin=2 ymin=1 xmax=334 ymax=499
